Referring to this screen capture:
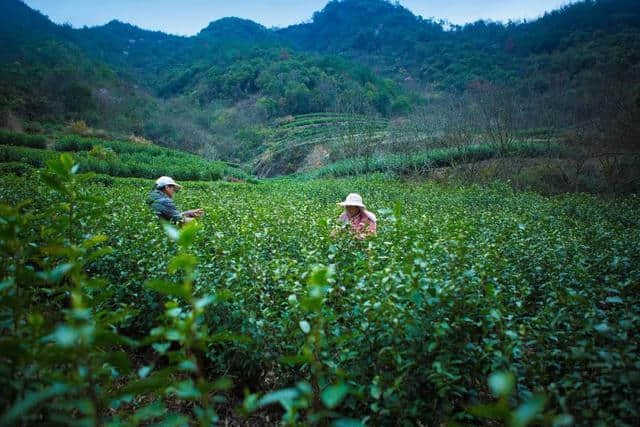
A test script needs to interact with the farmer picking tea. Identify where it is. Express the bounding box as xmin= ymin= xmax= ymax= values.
xmin=335 ymin=193 xmax=377 ymax=239
xmin=147 ymin=176 xmax=203 ymax=224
